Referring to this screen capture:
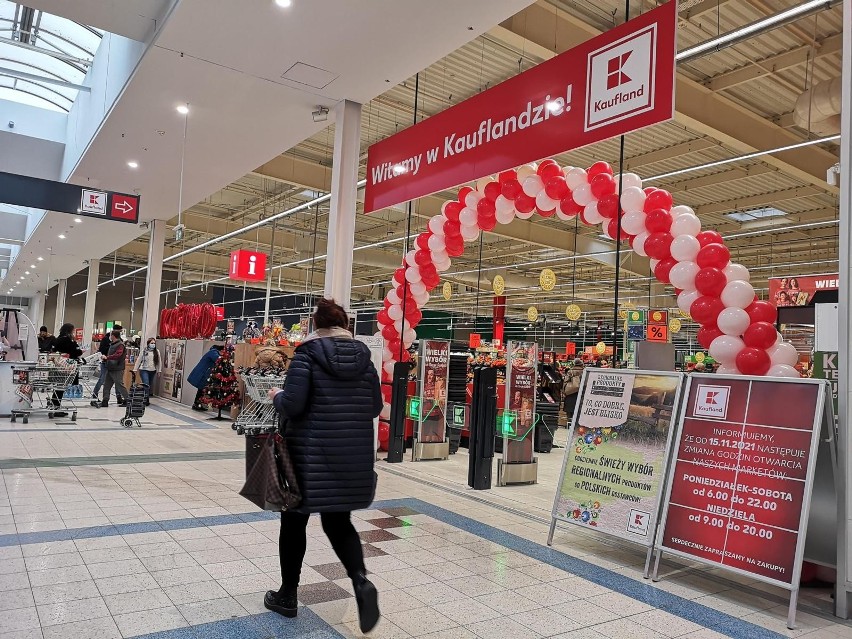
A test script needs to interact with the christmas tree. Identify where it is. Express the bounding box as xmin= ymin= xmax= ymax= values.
xmin=202 ymin=347 xmax=241 ymax=418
